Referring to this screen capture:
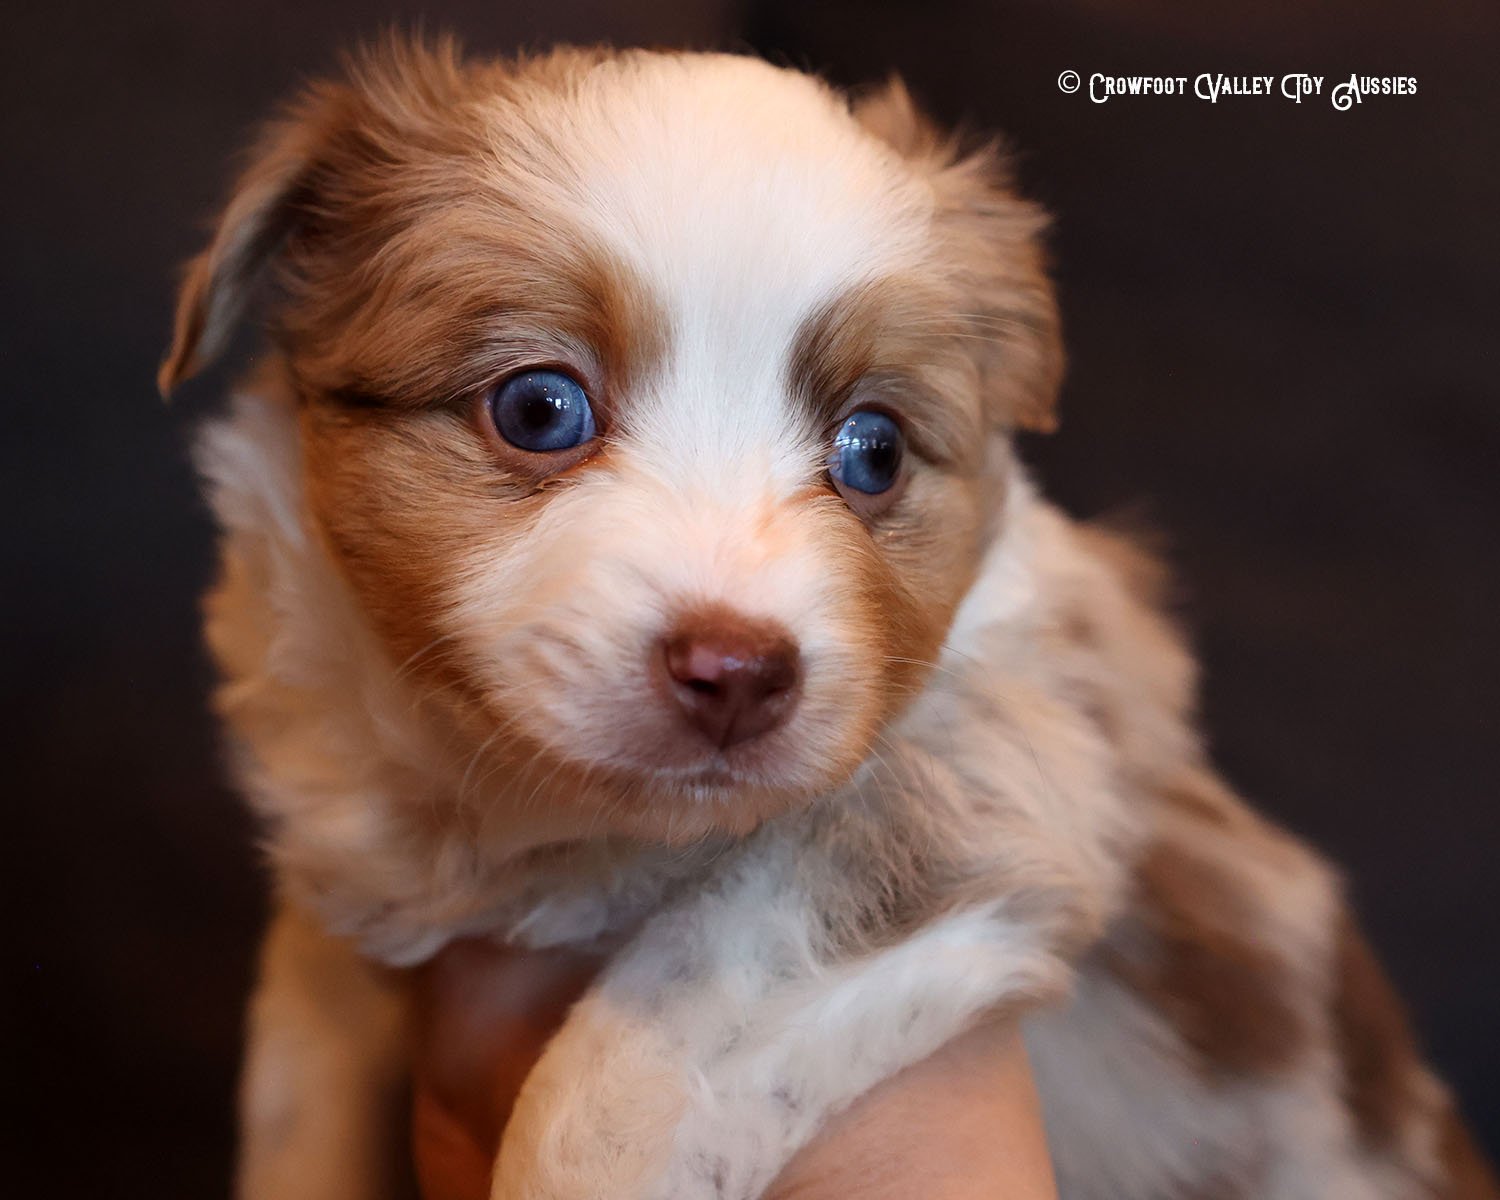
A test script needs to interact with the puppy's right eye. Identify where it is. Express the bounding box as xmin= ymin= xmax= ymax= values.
xmin=829 ymin=409 xmax=904 ymax=488
xmin=487 ymin=369 xmax=596 ymax=452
